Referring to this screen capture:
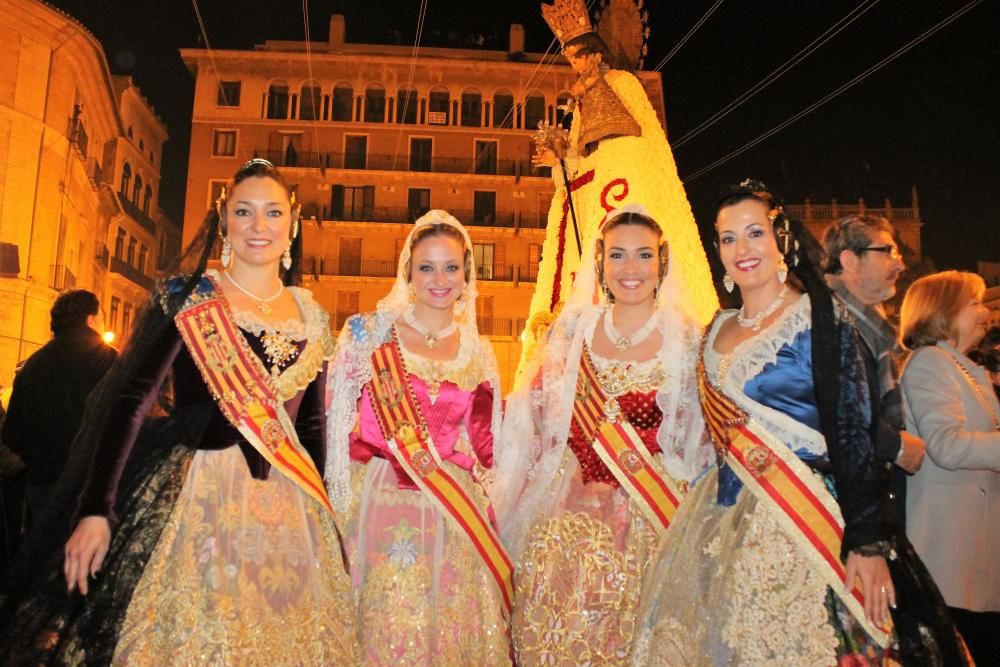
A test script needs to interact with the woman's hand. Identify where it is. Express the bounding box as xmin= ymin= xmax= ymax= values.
xmin=64 ymin=516 xmax=110 ymax=595
xmin=531 ymin=147 xmax=559 ymax=169
xmin=844 ymin=551 xmax=894 ymax=628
